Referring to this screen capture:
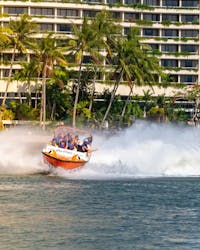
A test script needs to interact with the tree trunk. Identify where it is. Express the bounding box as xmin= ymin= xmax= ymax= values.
xmin=101 ymin=69 xmax=123 ymax=128
xmin=51 ymin=101 xmax=56 ymax=120
xmin=89 ymin=69 xmax=97 ymax=113
xmin=193 ymin=97 xmax=200 ymax=126
xmin=72 ymin=59 xmax=82 ymax=127
xmin=2 ymin=45 xmax=16 ymax=107
xmin=121 ymin=84 xmax=134 ymax=118
xmin=40 ymin=62 xmax=47 ymax=130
